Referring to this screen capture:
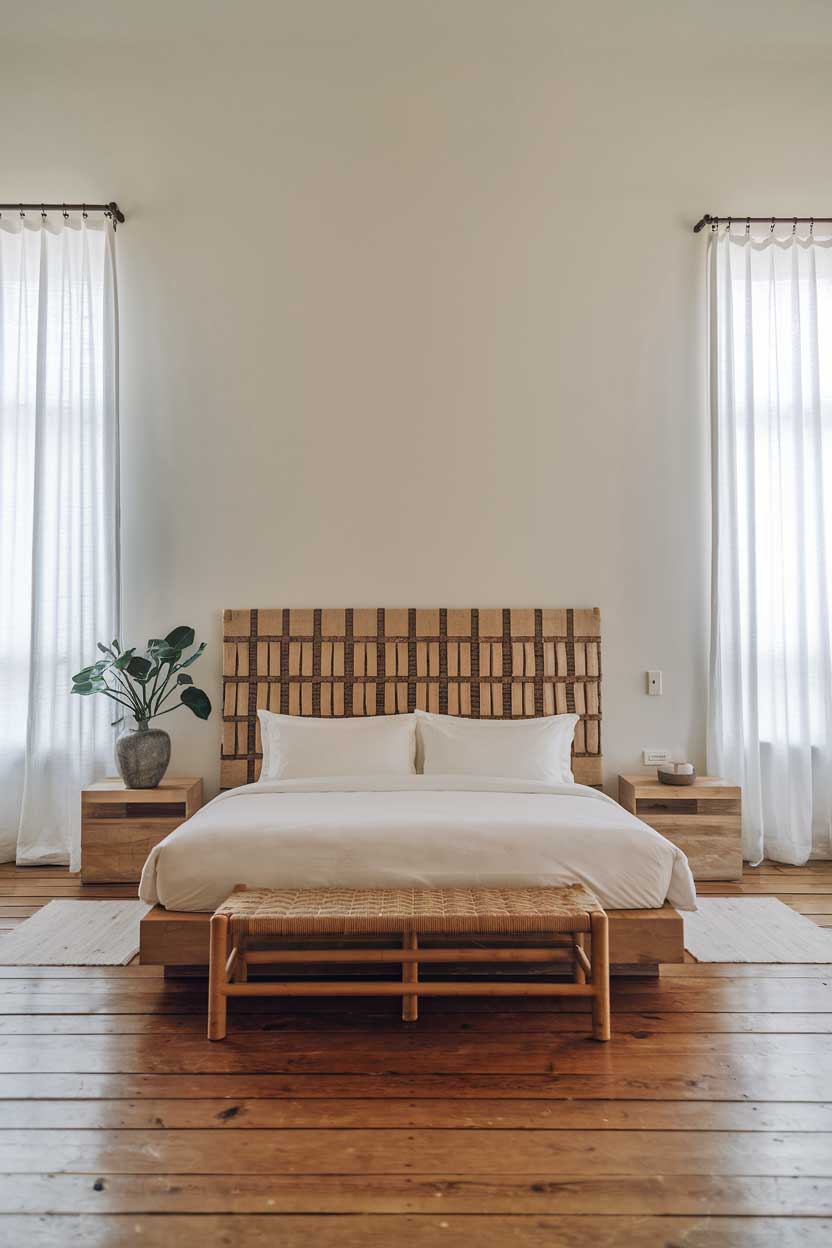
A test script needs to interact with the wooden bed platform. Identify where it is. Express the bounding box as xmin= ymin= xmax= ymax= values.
xmin=140 ymin=903 xmax=684 ymax=974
